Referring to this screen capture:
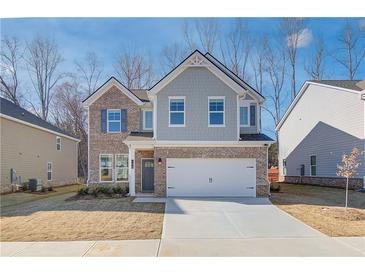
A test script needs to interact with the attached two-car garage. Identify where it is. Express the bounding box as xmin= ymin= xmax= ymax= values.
xmin=166 ymin=158 xmax=256 ymax=197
